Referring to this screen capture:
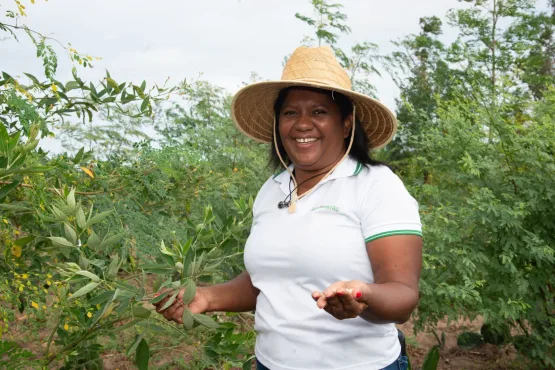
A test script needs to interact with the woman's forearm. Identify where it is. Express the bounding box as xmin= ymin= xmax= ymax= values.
xmin=360 ymin=282 xmax=418 ymax=324
xmin=205 ymin=271 xmax=259 ymax=312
